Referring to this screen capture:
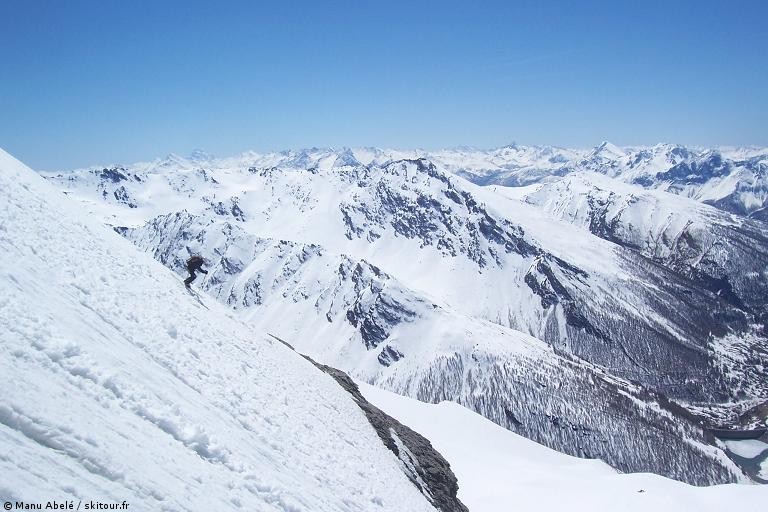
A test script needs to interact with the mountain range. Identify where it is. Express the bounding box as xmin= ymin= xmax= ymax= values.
xmin=39 ymin=142 xmax=768 ymax=486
